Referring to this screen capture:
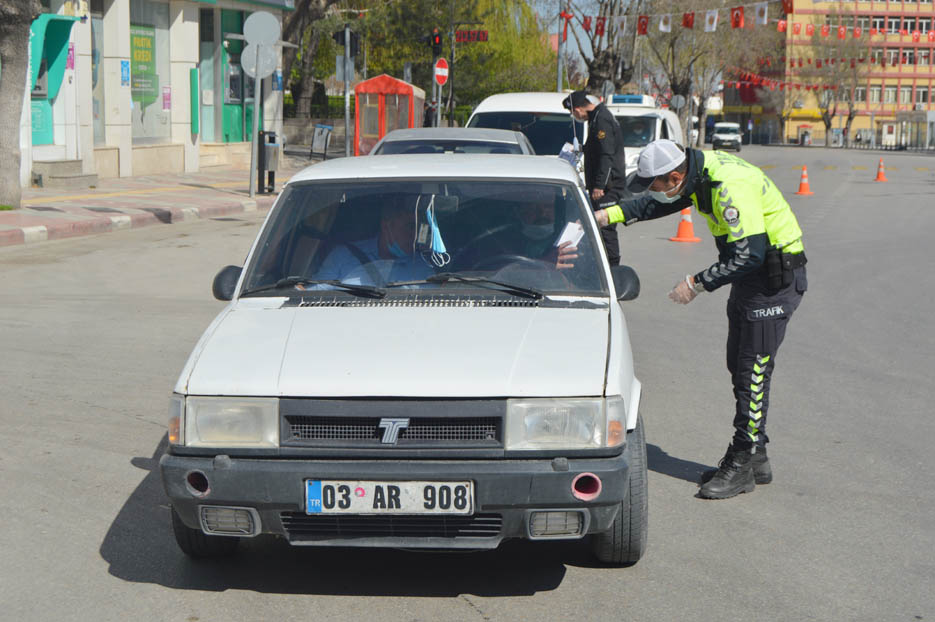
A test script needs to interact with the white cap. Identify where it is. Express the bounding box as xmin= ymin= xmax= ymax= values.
xmin=627 ymin=139 xmax=687 ymax=193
